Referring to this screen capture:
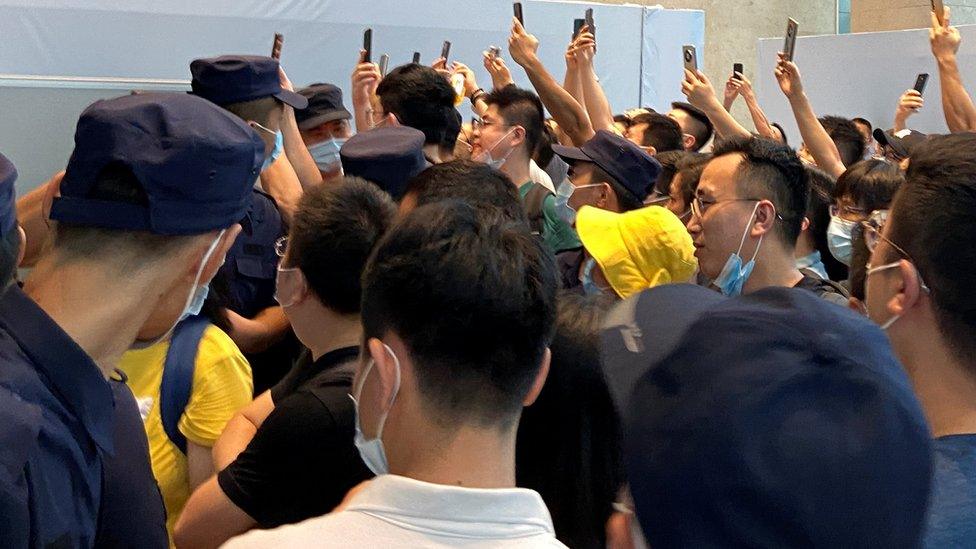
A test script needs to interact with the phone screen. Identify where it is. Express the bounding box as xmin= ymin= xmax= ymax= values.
xmin=574 ymin=18 xmax=585 ymax=38
xmin=733 ymin=63 xmax=743 ymax=80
